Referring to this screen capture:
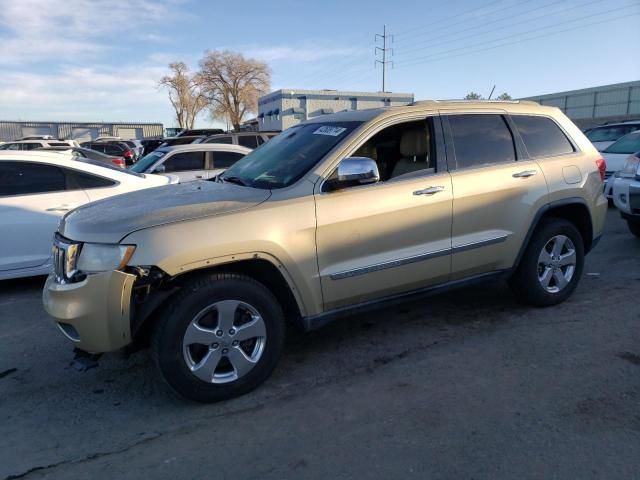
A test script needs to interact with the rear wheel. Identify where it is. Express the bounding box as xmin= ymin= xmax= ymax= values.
xmin=509 ymin=219 xmax=584 ymax=307
xmin=627 ymin=218 xmax=640 ymax=238
xmin=152 ymin=273 xmax=286 ymax=403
